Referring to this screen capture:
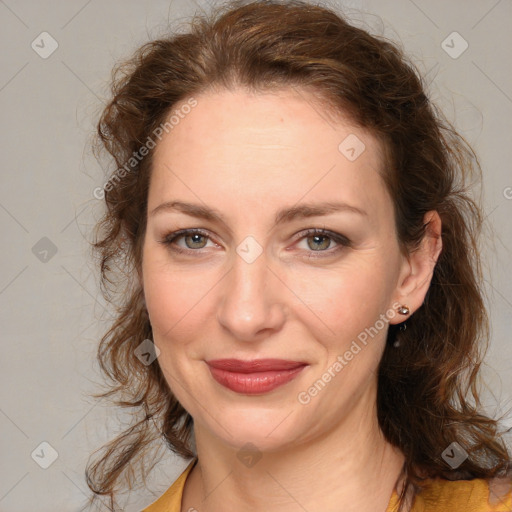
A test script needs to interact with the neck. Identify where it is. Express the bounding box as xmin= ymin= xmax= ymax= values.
xmin=183 ymin=391 xmax=408 ymax=512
